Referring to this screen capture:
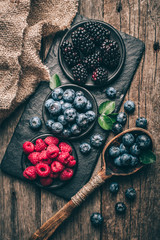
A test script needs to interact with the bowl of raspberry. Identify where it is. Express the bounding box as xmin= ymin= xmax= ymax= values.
xmin=58 ymin=20 xmax=126 ymax=87
xmin=22 ymin=134 xmax=78 ymax=188
xmin=42 ymin=84 xmax=98 ymax=139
